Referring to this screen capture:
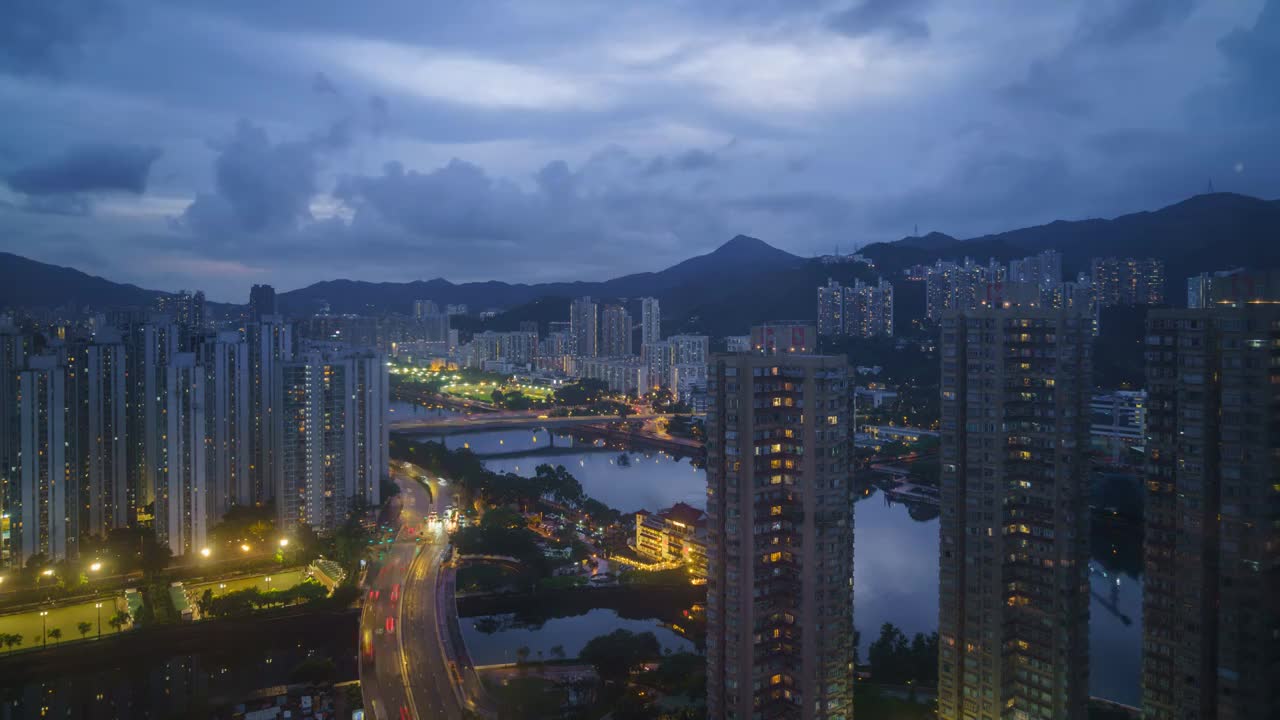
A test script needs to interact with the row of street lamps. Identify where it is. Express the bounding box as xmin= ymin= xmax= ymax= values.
xmin=198 ymin=537 xmax=290 ymax=559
